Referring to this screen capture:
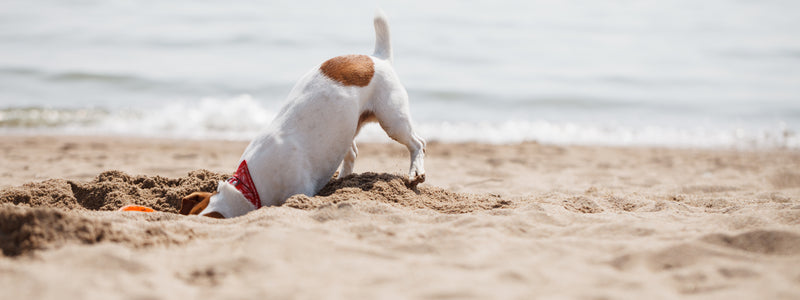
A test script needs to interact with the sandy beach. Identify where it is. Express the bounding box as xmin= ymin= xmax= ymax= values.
xmin=1 ymin=135 xmax=799 ymax=299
